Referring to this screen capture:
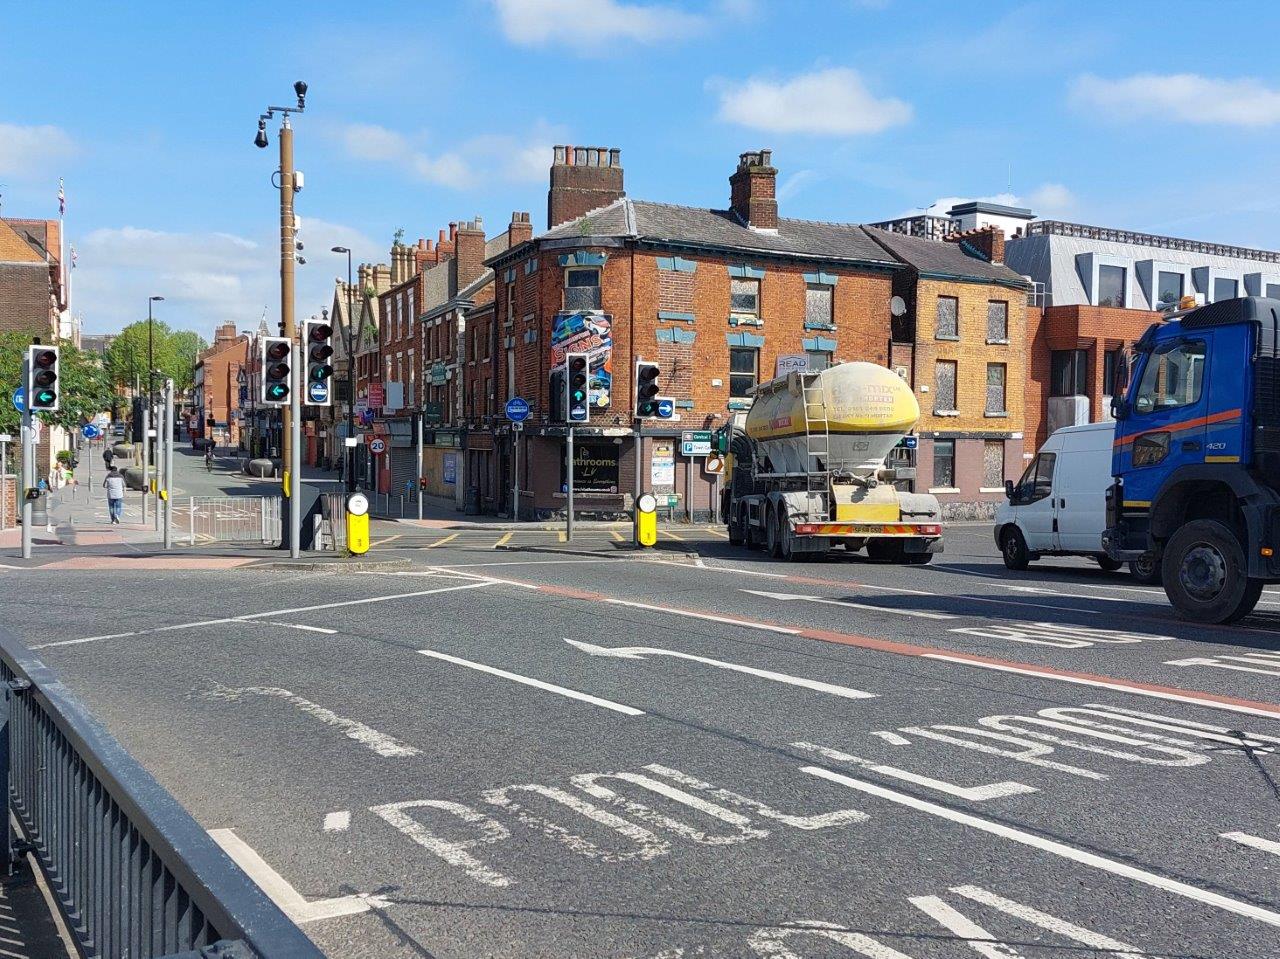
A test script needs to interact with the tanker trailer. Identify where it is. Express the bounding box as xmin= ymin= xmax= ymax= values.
xmin=719 ymin=361 xmax=942 ymax=562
